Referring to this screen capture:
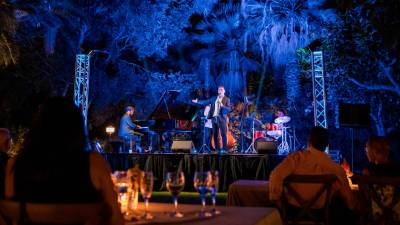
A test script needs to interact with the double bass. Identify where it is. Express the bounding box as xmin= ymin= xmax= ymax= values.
xmin=203 ymin=105 xmax=235 ymax=150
